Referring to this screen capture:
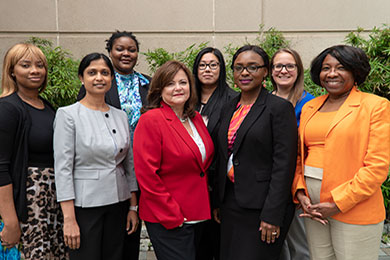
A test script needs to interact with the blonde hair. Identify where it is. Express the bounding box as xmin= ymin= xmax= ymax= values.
xmin=1 ymin=43 xmax=48 ymax=97
xmin=270 ymin=48 xmax=305 ymax=107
